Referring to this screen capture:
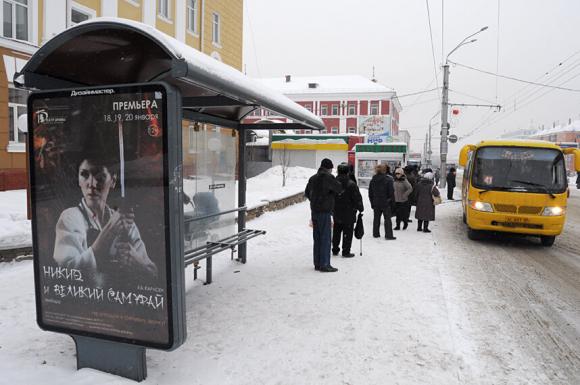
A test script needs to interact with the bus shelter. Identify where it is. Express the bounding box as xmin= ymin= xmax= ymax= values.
xmin=16 ymin=18 xmax=324 ymax=381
